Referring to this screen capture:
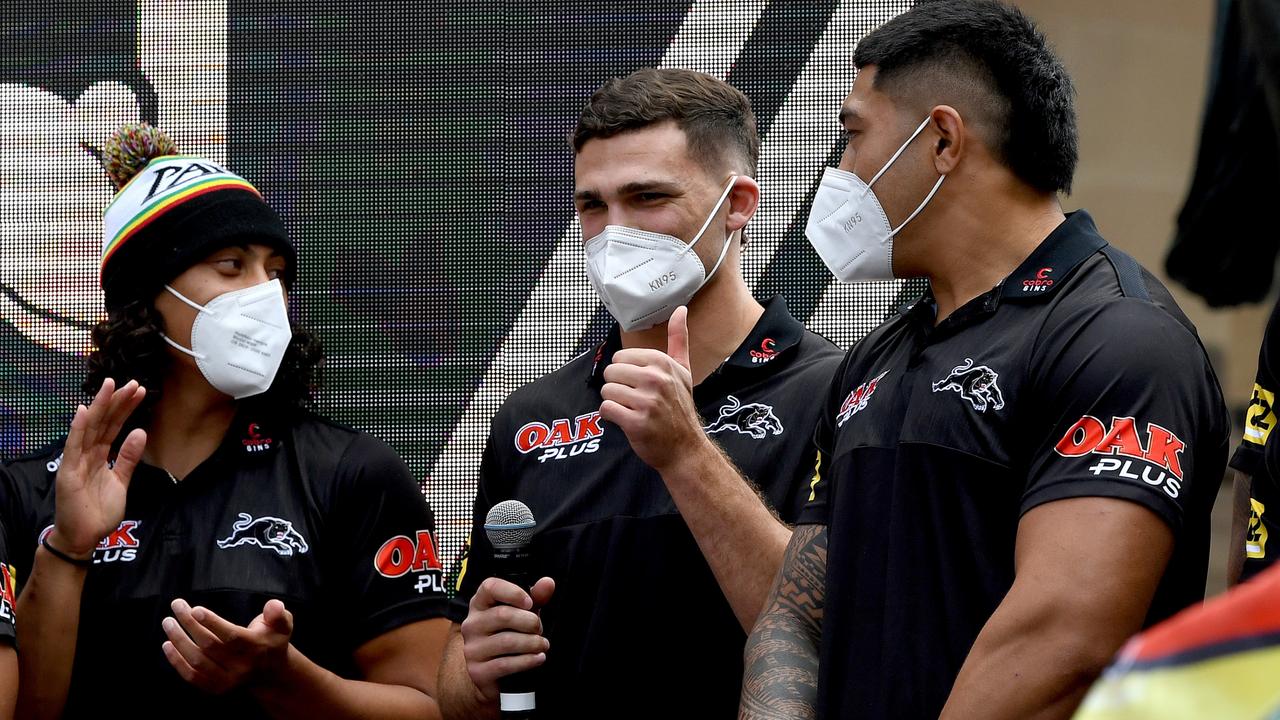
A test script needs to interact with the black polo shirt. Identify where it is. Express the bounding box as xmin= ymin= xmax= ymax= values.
xmin=799 ymin=211 xmax=1230 ymax=720
xmin=1230 ymin=296 xmax=1280 ymax=580
xmin=0 ymin=407 xmax=448 ymax=719
xmin=449 ymin=296 xmax=842 ymax=719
